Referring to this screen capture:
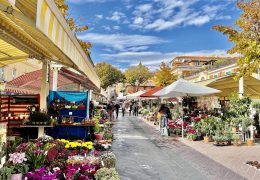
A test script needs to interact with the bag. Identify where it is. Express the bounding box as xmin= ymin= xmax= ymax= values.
xmin=157 ymin=112 xmax=162 ymax=119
